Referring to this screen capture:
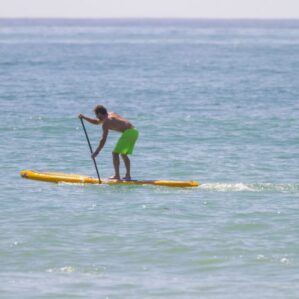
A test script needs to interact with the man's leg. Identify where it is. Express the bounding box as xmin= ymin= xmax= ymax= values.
xmin=111 ymin=152 xmax=120 ymax=179
xmin=121 ymin=154 xmax=131 ymax=179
